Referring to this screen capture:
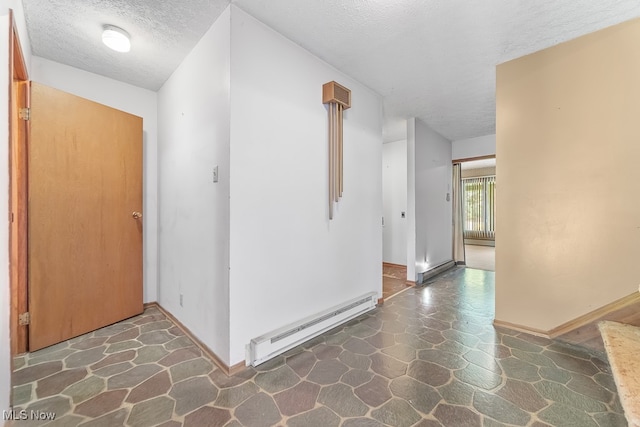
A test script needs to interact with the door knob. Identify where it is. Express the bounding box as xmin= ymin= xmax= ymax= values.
xmin=132 ymin=211 xmax=142 ymax=219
